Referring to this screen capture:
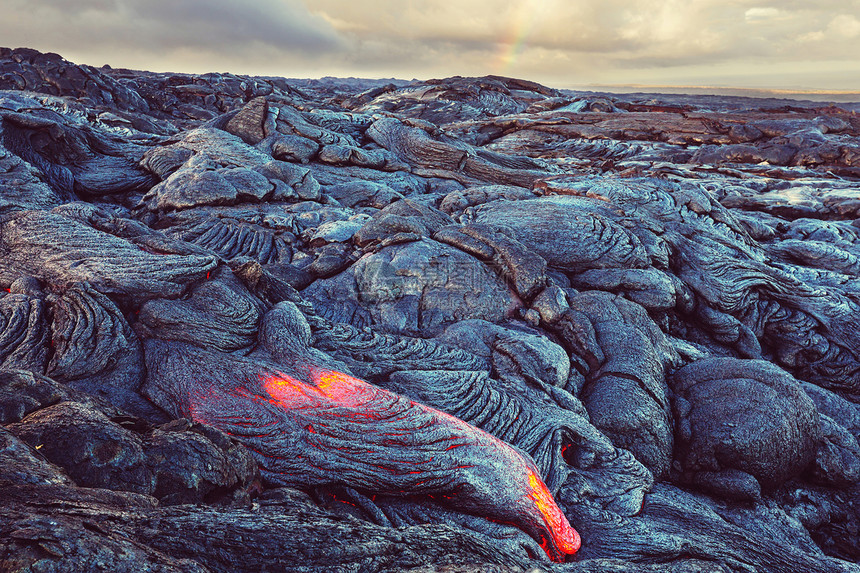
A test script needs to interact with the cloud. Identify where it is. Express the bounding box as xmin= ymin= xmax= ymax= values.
xmin=1 ymin=0 xmax=859 ymax=88
xmin=828 ymin=14 xmax=860 ymax=38
xmin=745 ymin=7 xmax=780 ymax=22
xmin=305 ymin=0 xmax=860 ymax=80
xmin=0 ymin=0 xmax=346 ymax=73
